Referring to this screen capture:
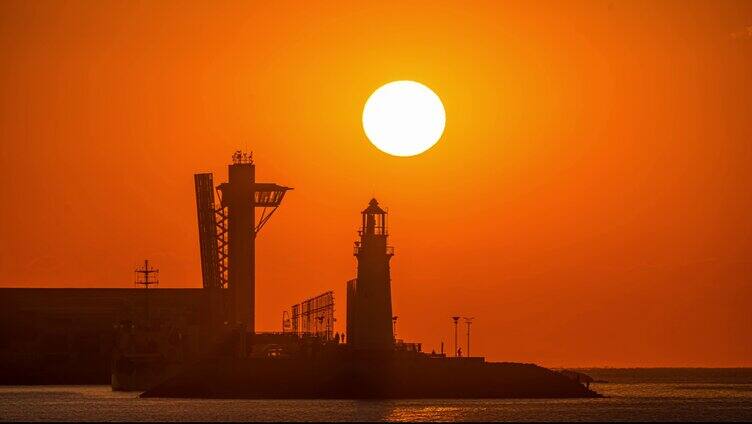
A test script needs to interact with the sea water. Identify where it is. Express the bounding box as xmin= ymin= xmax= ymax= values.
xmin=1 ymin=369 xmax=750 ymax=422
